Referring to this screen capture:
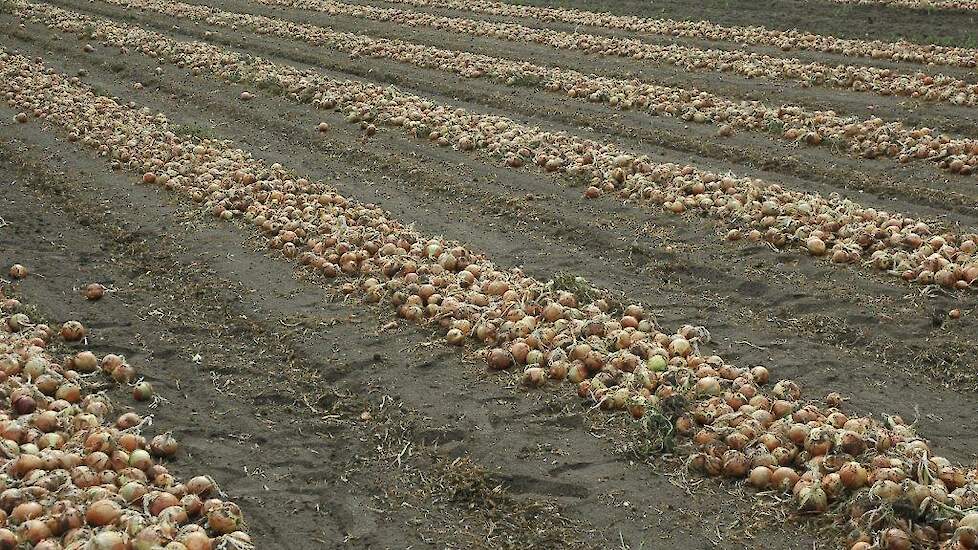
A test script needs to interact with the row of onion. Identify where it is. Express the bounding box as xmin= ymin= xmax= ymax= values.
xmin=244 ymin=0 xmax=978 ymax=108
xmin=0 ymin=289 xmax=252 ymax=548
xmin=67 ymin=0 xmax=978 ymax=178
xmin=19 ymin=0 xmax=978 ymax=291
xmin=380 ymin=0 xmax=978 ymax=67
xmin=2 ymin=44 xmax=978 ymax=550
xmin=830 ymin=0 xmax=978 ymax=11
